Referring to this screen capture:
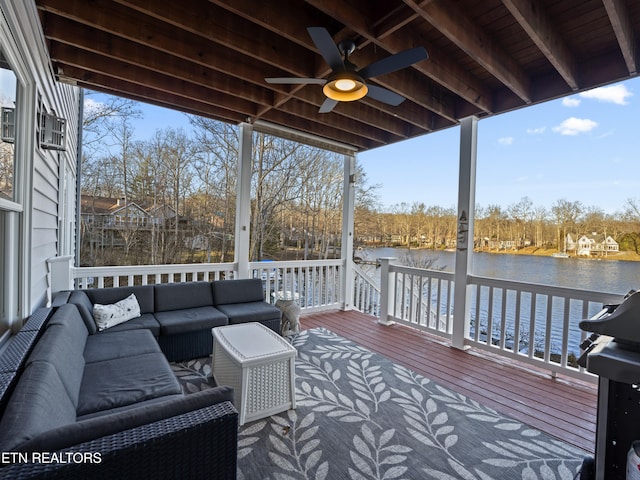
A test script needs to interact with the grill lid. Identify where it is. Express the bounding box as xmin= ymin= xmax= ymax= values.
xmin=579 ymin=291 xmax=640 ymax=350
